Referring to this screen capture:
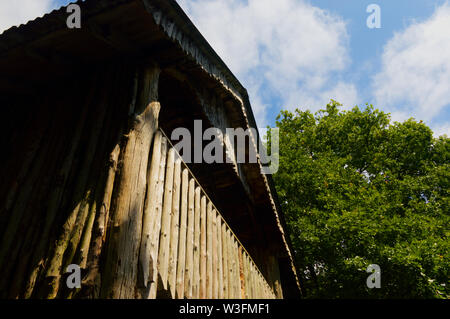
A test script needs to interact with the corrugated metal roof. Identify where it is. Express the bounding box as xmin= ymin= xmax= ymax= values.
xmin=0 ymin=0 xmax=133 ymax=53
xmin=0 ymin=1 xmax=77 ymax=36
